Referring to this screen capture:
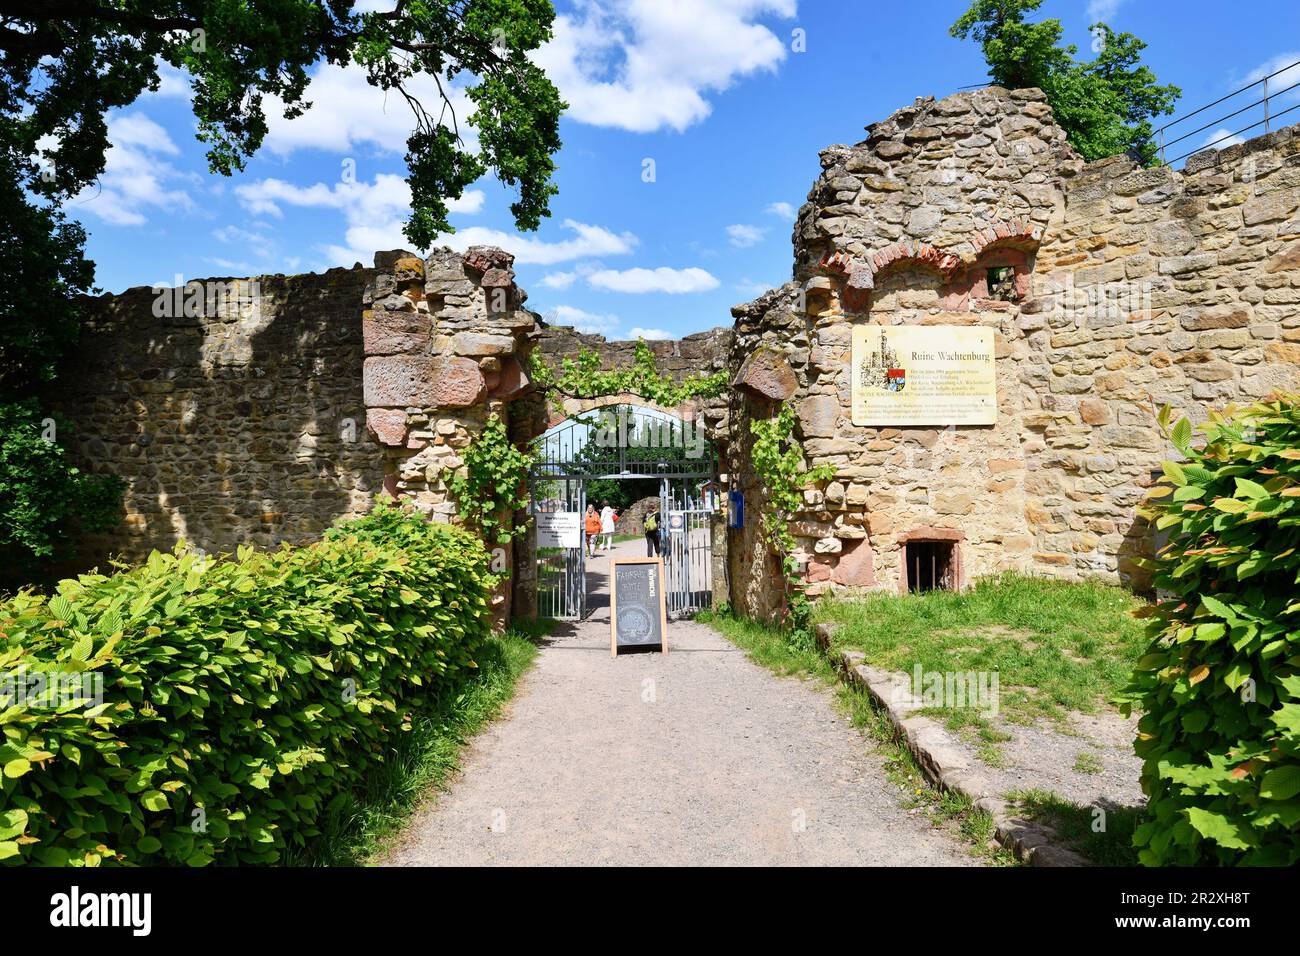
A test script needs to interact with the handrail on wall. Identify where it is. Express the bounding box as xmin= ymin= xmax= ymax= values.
xmin=1153 ymin=59 xmax=1300 ymax=166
